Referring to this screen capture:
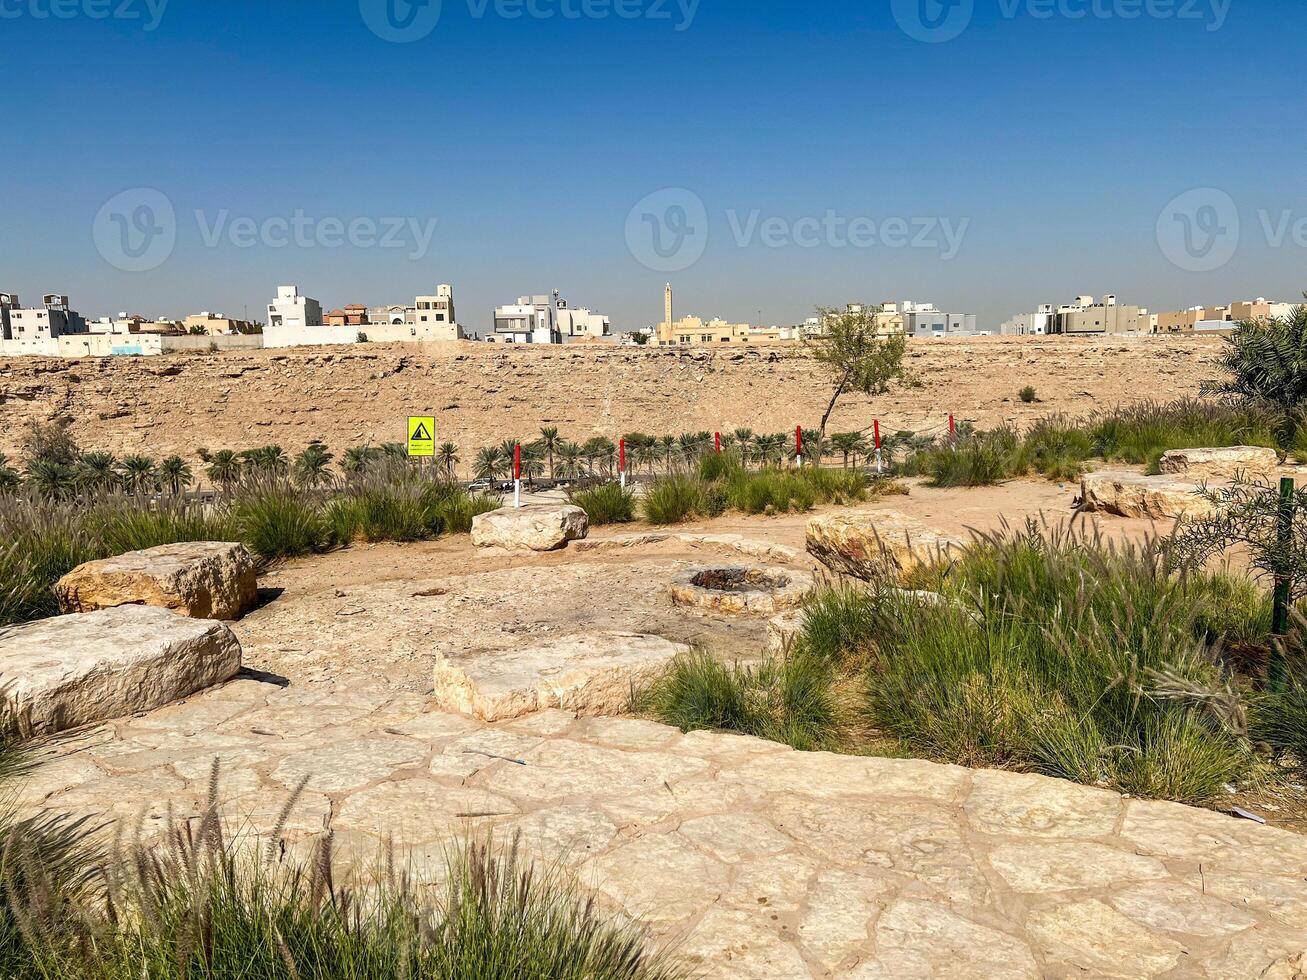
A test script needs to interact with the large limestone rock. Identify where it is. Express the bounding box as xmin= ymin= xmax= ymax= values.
xmin=1158 ymin=446 xmax=1280 ymax=481
xmin=471 ymin=504 xmax=589 ymax=552
xmin=1079 ymin=471 xmax=1220 ymax=520
xmin=55 ymin=542 xmax=257 ymax=620
xmin=0 ymin=606 xmax=242 ymax=736
xmin=806 ymin=510 xmax=965 ymax=581
xmin=431 ymin=632 xmax=688 ymax=721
